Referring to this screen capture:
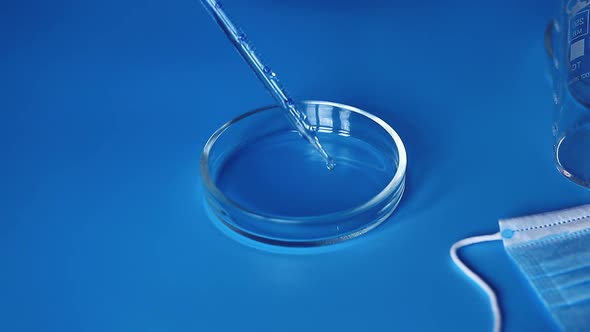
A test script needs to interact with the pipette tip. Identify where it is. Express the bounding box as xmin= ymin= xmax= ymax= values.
xmin=326 ymin=158 xmax=336 ymax=170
